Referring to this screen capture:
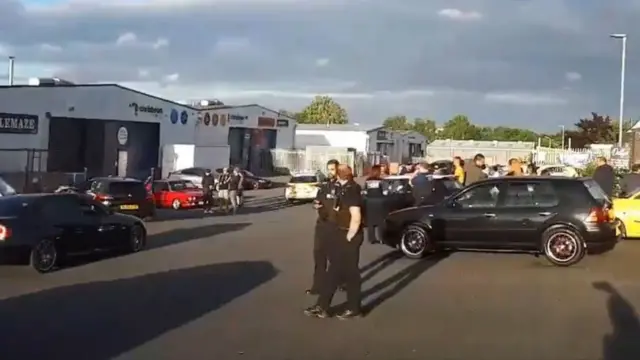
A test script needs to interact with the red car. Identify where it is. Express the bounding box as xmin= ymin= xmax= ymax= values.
xmin=149 ymin=179 xmax=204 ymax=209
